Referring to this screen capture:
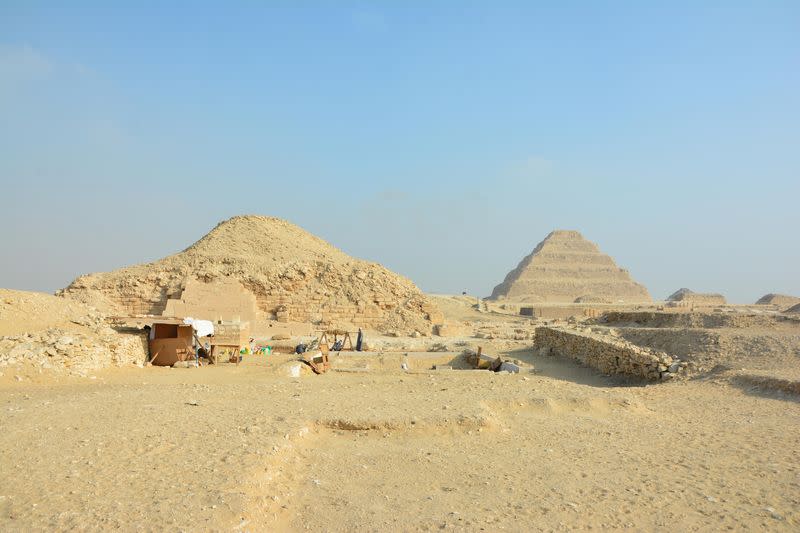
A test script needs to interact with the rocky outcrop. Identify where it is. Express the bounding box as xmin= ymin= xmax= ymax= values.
xmin=489 ymin=230 xmax=651 ymax=303
xmin=59 ymin=215 xmax=442 ymax=334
